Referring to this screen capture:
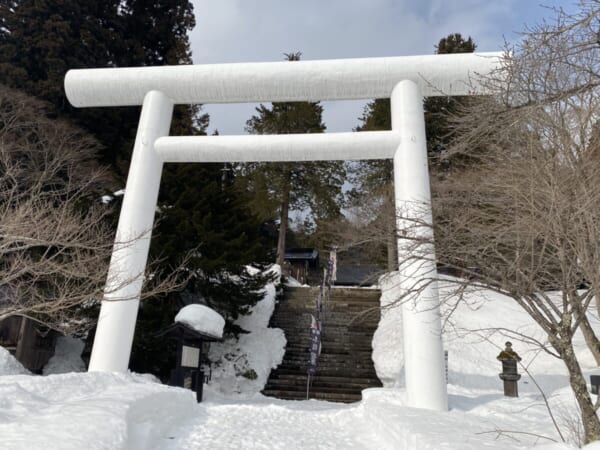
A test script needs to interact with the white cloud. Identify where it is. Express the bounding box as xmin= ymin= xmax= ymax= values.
xmin=188 ymin=0 xmax=557 ymax=134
